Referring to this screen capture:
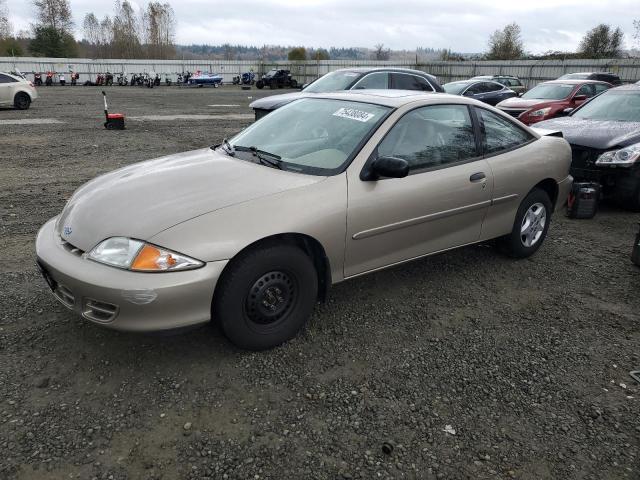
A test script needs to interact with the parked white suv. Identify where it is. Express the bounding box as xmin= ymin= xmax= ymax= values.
xmin=0 ymin=72 xmax=38 ymax=110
